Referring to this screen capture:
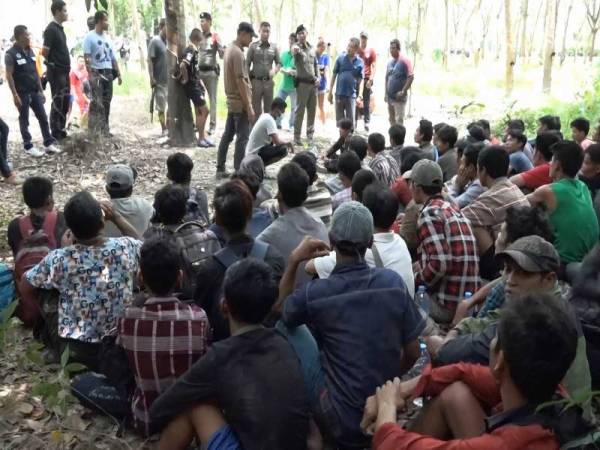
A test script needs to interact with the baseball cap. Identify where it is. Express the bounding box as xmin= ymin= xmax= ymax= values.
xmin=410 ymin=159 xmax=443 ymax=187
xmin=106 ymin=164 xmax=134 ymax=189
xmin=330 ymin=201 xmax=373 ymax=245
xmin=238 ymin=22 xmax=257 ymax=37
xmin=497 ymin=235 xmax=560 ymax=273
xmin=360 ymin=31 xmax=368 ymax=38
xmin=199 ymin=12 xmax=212 ymax=21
